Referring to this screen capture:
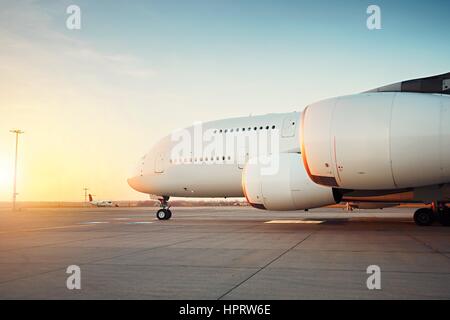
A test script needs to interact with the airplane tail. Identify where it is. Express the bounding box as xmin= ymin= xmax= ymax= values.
xmin=88 ymin=194 xmax=93 ymax=202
